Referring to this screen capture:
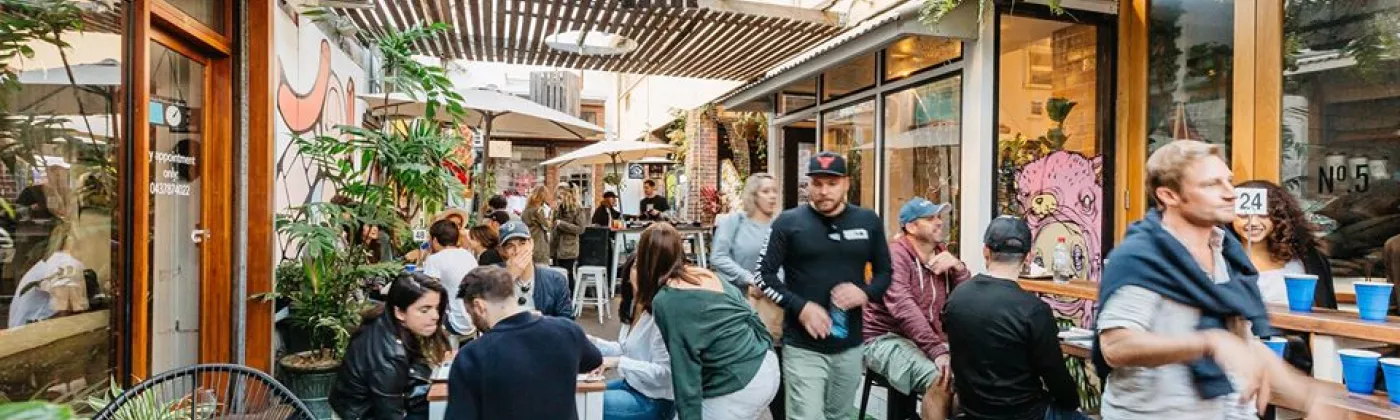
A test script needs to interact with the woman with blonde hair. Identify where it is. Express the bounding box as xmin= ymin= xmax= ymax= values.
xmin=708 ymin=173 xmax=786 ymax=417
xmin=523 ymin=186 xmax=553 ymax=264
xmin=552 ymin=185 xmax=590 ymax=289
